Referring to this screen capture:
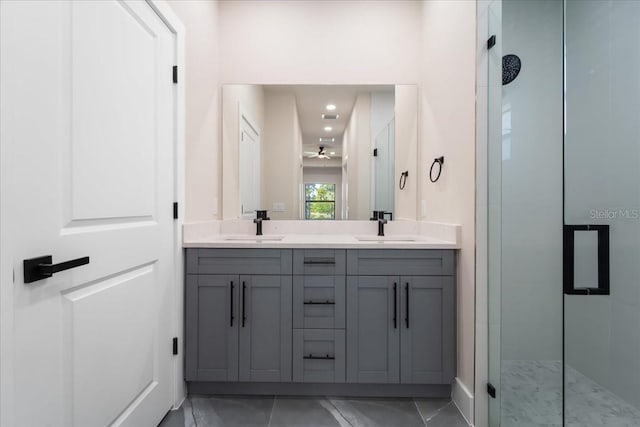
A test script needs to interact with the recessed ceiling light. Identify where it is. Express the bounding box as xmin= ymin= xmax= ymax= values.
xmin=324 ymin=126 xmax=332 ymax=132
xmin=330 ymin=152 xmax=336 ymax=155
xmin=326 ymin=104 xmax=336 ymax=111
